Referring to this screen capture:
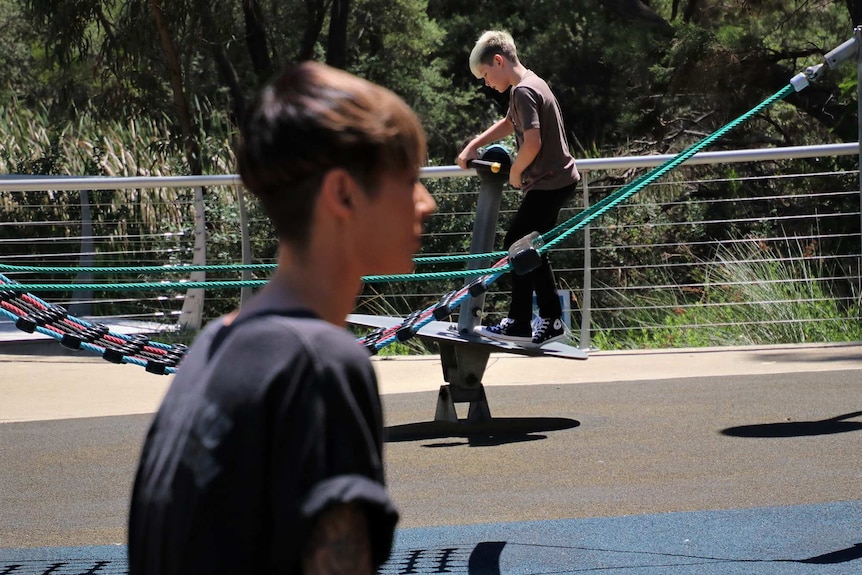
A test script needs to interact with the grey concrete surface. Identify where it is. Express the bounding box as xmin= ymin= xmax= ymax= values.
xmin=4 ymin=342 xmax=862 ymax=422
